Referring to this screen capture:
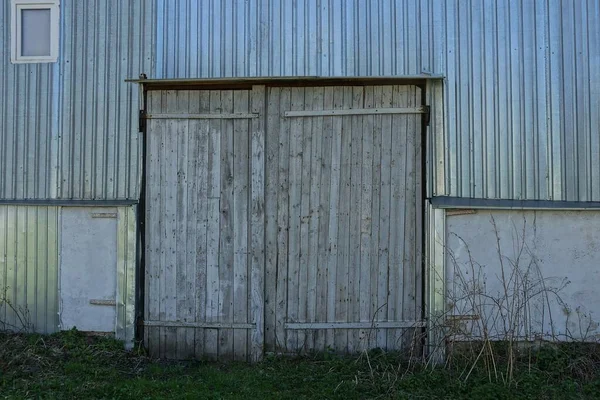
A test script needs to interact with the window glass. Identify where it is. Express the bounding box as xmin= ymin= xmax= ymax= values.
xmin=21 ymin=8 xmax=51 ymax=57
